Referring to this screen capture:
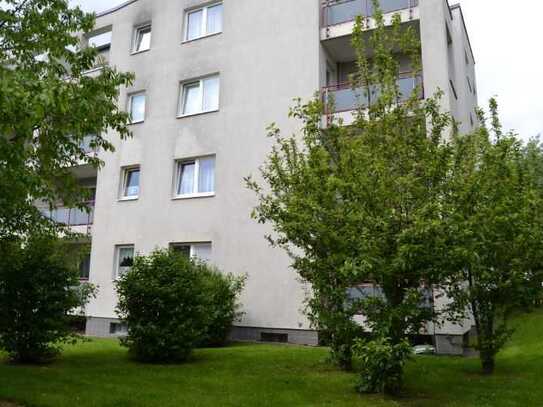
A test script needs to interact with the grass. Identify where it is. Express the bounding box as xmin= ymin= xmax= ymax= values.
xmin=1 ymin=310 xmax=542 ymax=407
